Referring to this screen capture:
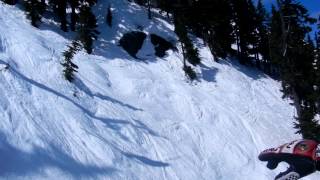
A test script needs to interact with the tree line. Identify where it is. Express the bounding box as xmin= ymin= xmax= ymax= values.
xmin=2 ymin=0 xmax=320 ymax=140
xmin=1 ymin=0 xmax=100 ymax=83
